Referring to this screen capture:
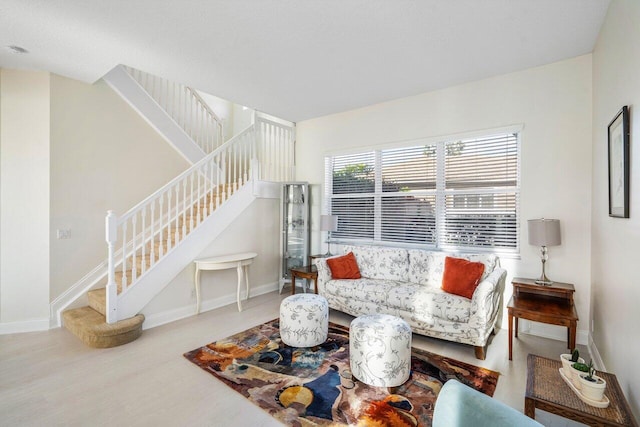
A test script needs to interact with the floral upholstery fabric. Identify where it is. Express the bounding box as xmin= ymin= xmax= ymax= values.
xmin=314 ymin=245 xmax=506 ymax=348
xmin=349 ymin=314 xmax=412 ymax=387
xmin=407 ymin=250 xmax=498 ymax=286
xmin=323 ymin=278 xmax=471 ymax=323
xmin=342 ymin=245 xmax=409 ymax=282
xmin=279 ymin=294 xmax=329 ymax=347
